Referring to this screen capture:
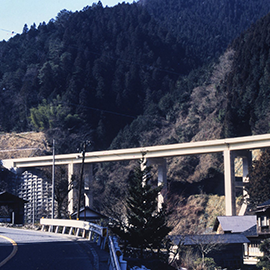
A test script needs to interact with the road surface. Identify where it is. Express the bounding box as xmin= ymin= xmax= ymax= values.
xmin=0 ymin=227 xmax=95 ymax=270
